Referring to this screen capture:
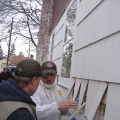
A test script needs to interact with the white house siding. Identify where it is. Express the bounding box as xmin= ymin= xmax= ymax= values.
xmin=50 ymin=14 xmax=66 ymax=75
xmin=73 ymin=0 xmax=120 ymax=83
xmin=48 ymin=0 xmax=120 ymax=119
